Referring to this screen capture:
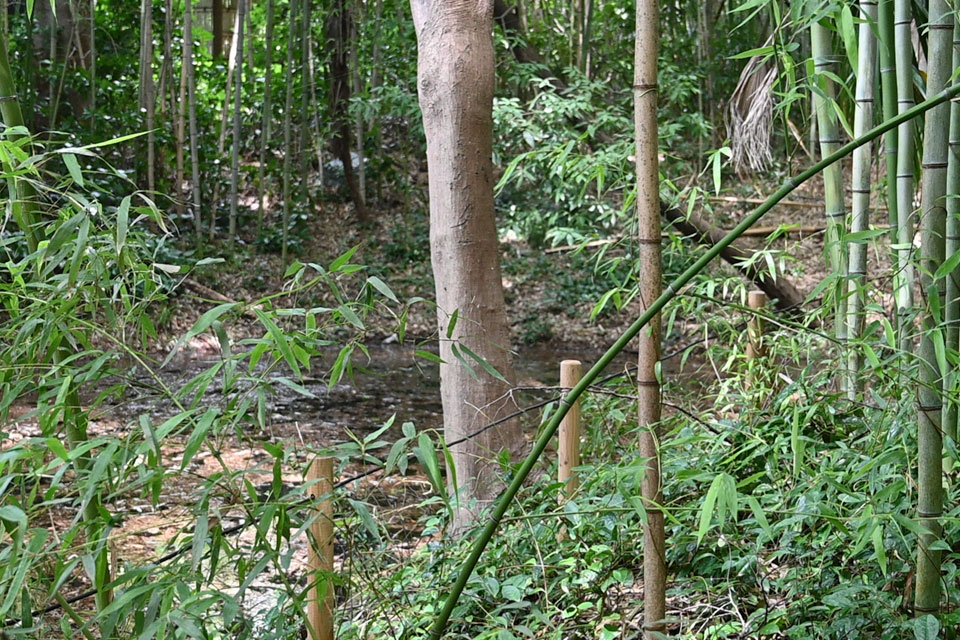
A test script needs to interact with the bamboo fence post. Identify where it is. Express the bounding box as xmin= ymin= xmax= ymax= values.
xmin=558 ymin=360 xmax=582 ymax=499
xmin=307 ymin=457 xmax=335 ymax=640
